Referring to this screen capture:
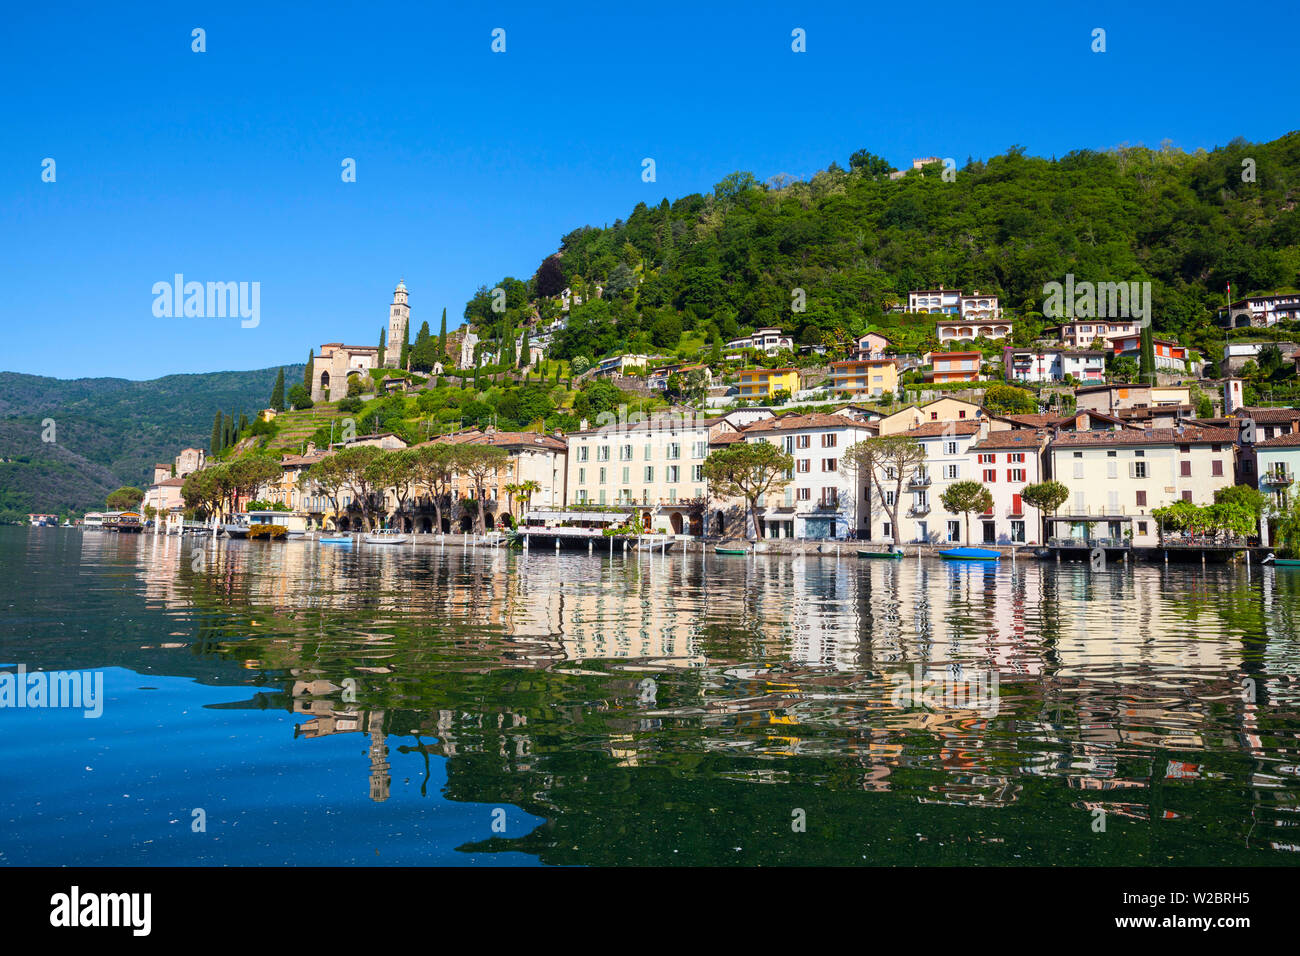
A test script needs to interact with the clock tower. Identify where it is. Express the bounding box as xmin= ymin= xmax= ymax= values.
xmin=385 ymin=280 xmax=409 ymax=368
